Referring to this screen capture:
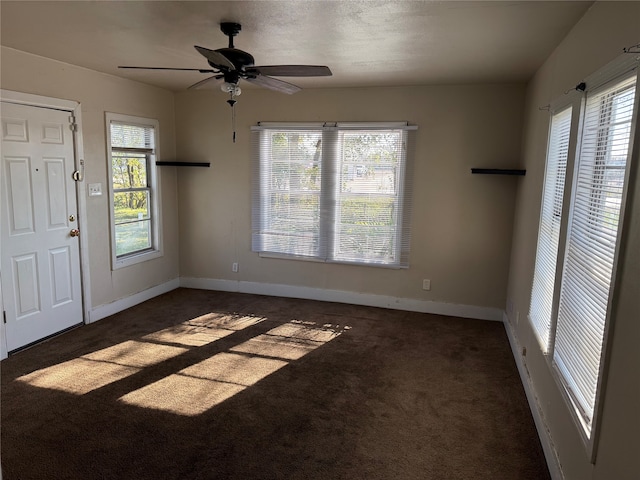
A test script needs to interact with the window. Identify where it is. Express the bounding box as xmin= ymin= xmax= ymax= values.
xmin=251 ymin=123 xmax=416 ymax=267
xmin=528 ymin=56 xmax=638 ymax=451
xmin=106 ymin=113 xmax=162 ymax=269
xmin=554 ymin=74 xmax=636 ymax=436
xmin=529 ymin=106 xmax=572 ymax=350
